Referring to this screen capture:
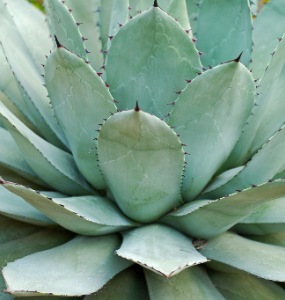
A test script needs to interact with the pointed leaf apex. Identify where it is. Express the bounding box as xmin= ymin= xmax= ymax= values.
xmin=54 ymin=35 xmax=62 ymax=48
xmin=234 ymin=51 xmax=243 ymax=62
xmin=153 ymin=0 xmax=159 ymax=7
xmin=135 ymin=101 xmax=140 ymax=112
